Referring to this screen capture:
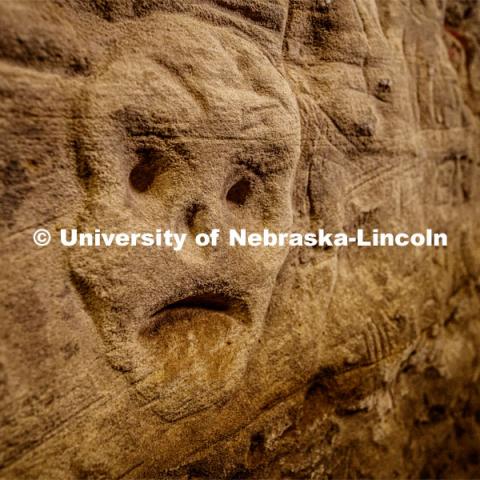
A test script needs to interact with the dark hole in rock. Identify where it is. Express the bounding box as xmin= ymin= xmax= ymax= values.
xmin=227 ymin=178 xmax=252 ymax=206
xmin=129 ymin=147 xmax=159 ymax=192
